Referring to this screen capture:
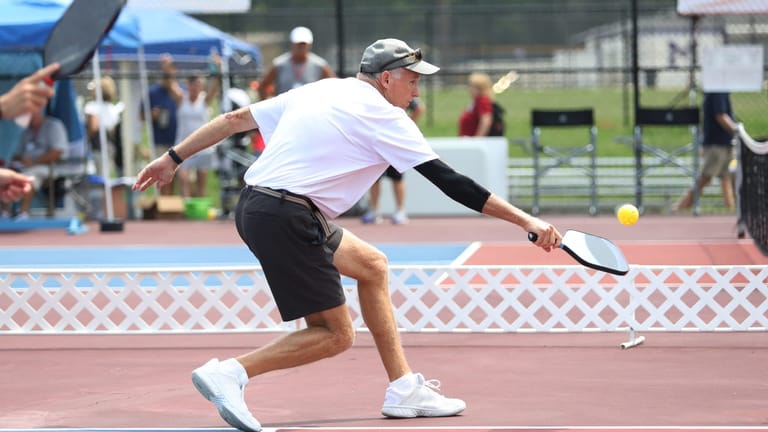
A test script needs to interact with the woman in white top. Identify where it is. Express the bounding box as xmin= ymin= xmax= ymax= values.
xmin=83 ymin=76 xmax=124 ymax=176
xmin=175 ymin=70 xmax=220 ymax=198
